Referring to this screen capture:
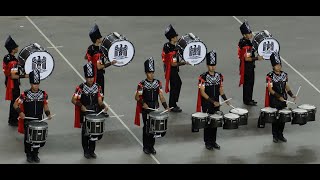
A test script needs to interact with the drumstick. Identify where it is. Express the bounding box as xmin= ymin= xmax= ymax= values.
xmin=24 ymin=117 xmax=39 ymax=120
xmin=284 ymin=100 xmax=296 ymax=104
xmin=160 ymin=107 xmax=174 ymax=114
xmin=96 ymin=109 xmax=105 ymax=116
xmin=39 ymin=114 xmax=56 ymax=122
xmin=85 ymin=110 xmax=95 ymax=112
xmin=146 ymin=108 xmax=159 ymax=111
xmin=220 ymin=98 xmax=232 ymax=105
xmin=229 ymin=104 xmax=236 ymax=109
xmin=295 ymin=86 xmax=301 ymax=97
